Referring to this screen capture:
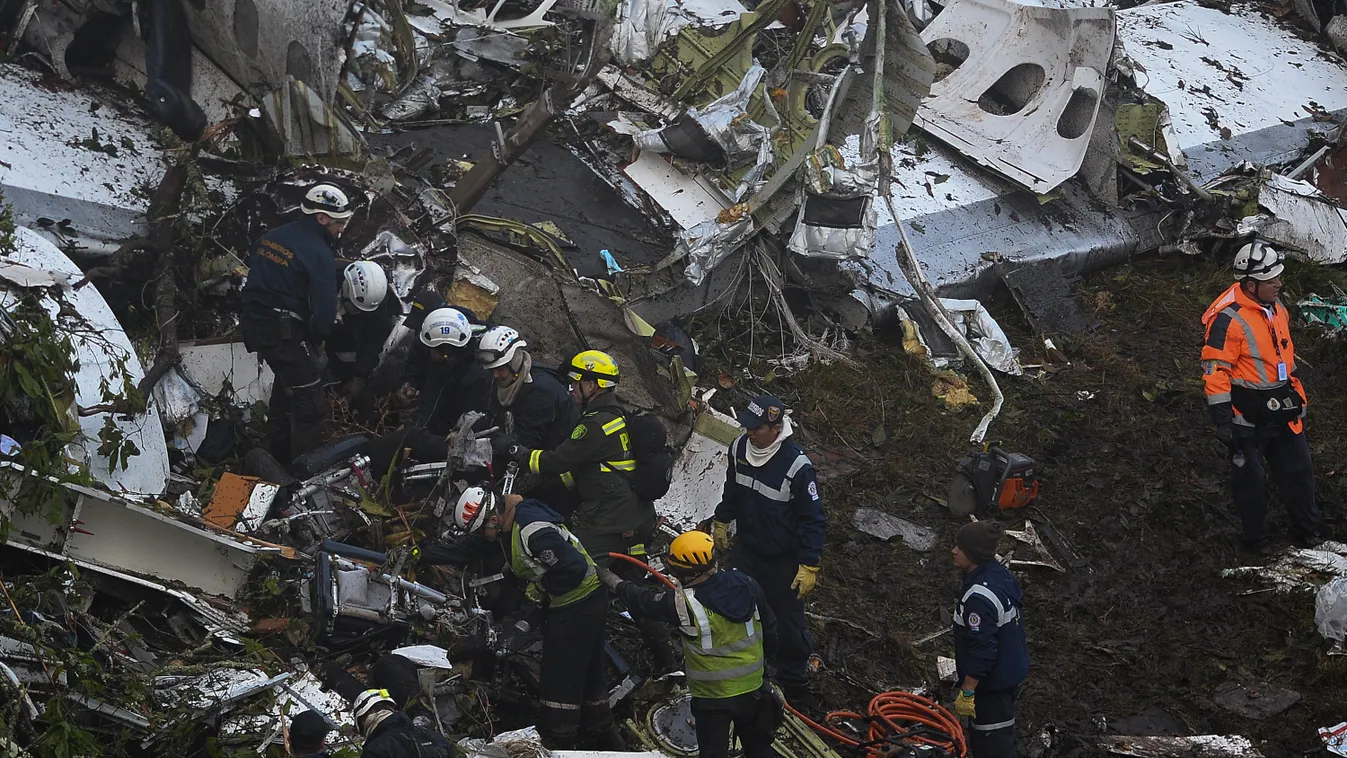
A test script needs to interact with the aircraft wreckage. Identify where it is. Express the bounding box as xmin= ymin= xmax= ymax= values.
xmin=3 ymin=0 xmax=1347 ymax=753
